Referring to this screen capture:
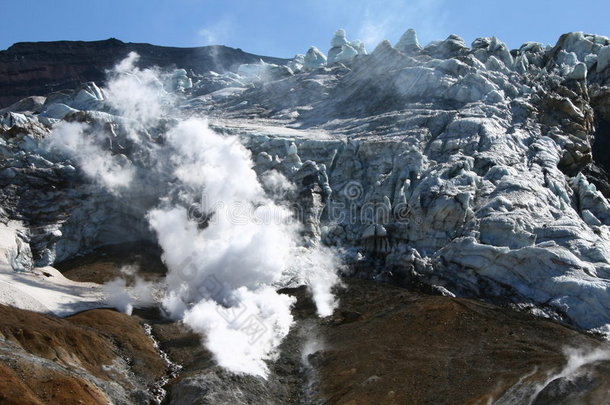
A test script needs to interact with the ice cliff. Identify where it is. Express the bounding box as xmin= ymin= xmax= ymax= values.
xmin=2 ymin=29 xmax=610 ymax=338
